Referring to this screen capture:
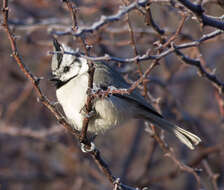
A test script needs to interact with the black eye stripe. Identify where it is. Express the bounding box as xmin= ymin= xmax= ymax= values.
xmin=71 ymin=58 xmax=81 ymax=64
xmin=75 ymin=58 xmax=81 ymax=63
xmin=57 ymin=53 xmax=63 ymax=69
xmin=58 ymin=56 xmax=81 ymax=71
xmin=69 ymin=58 xmax=81 ymax=69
